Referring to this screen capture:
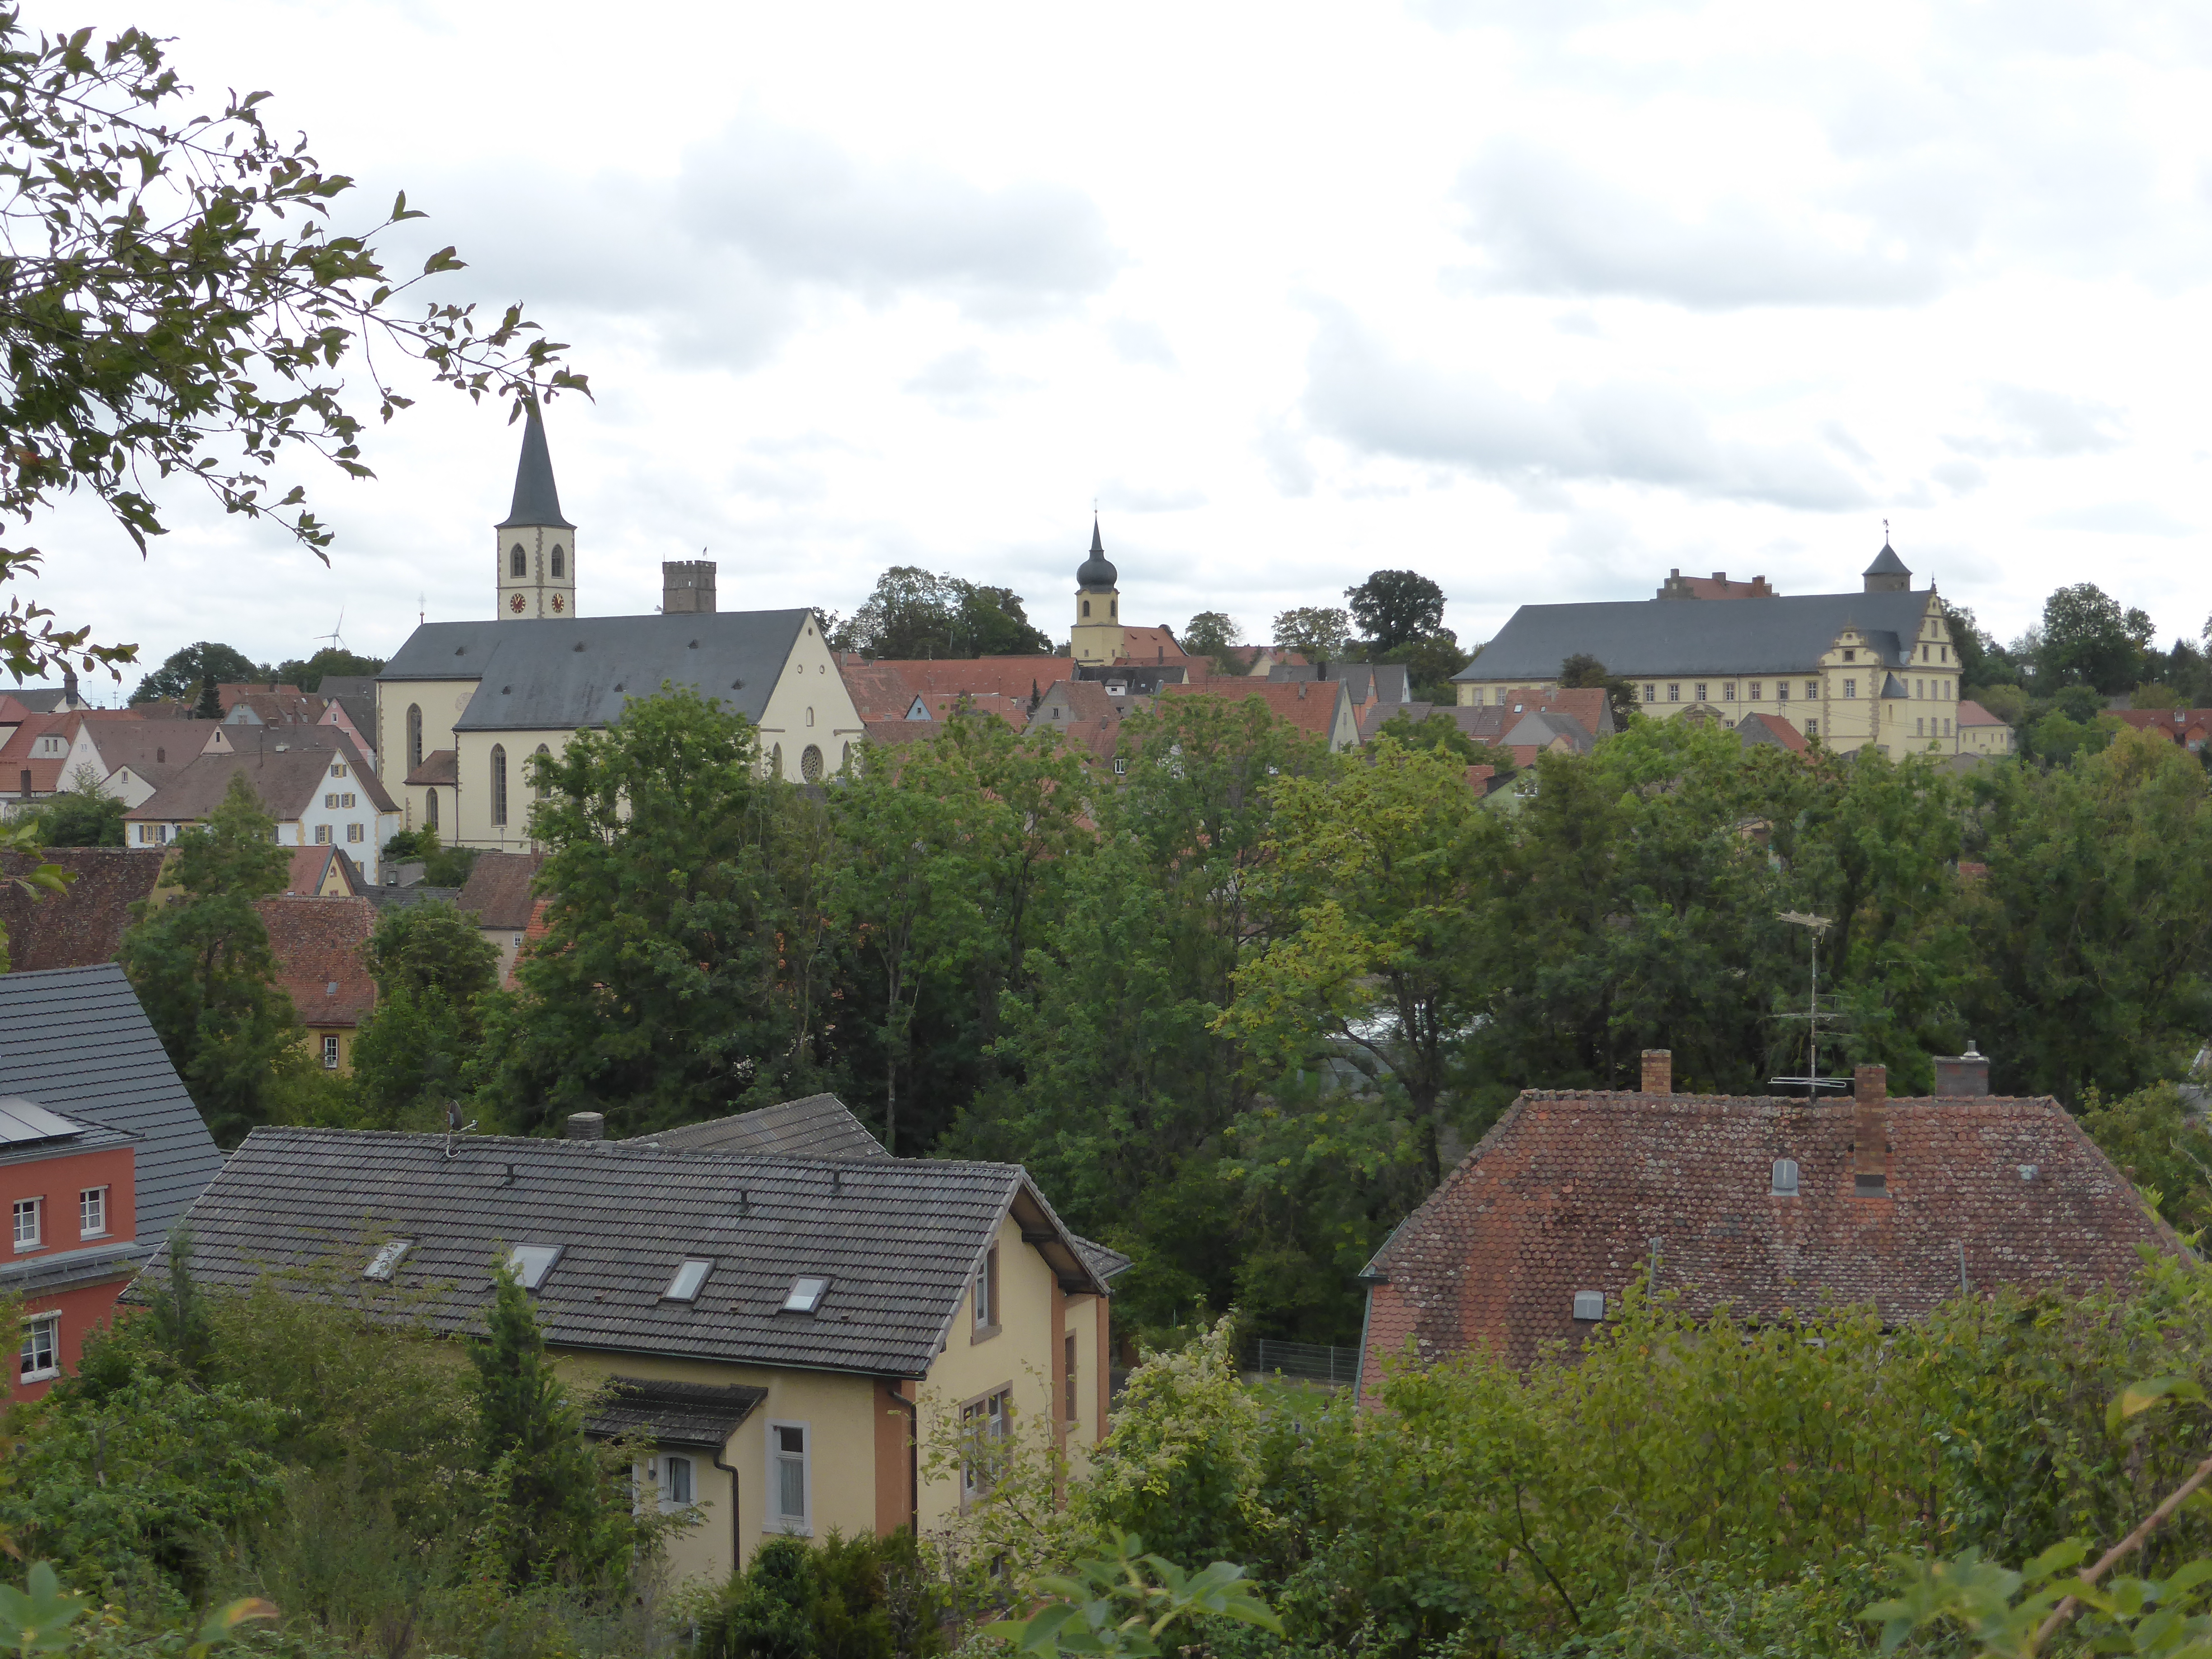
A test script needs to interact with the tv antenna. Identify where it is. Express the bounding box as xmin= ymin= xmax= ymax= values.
xmin=1769 ymin=910 xmax=1851 ymax=1096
